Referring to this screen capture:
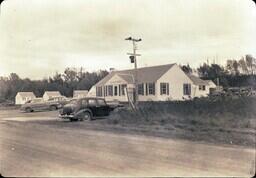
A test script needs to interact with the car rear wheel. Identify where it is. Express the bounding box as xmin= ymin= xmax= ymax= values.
xmin=81 ymin=112 xmax=92 ymax=121
xmin=25 ymin=107 xmax=33 ymax=112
